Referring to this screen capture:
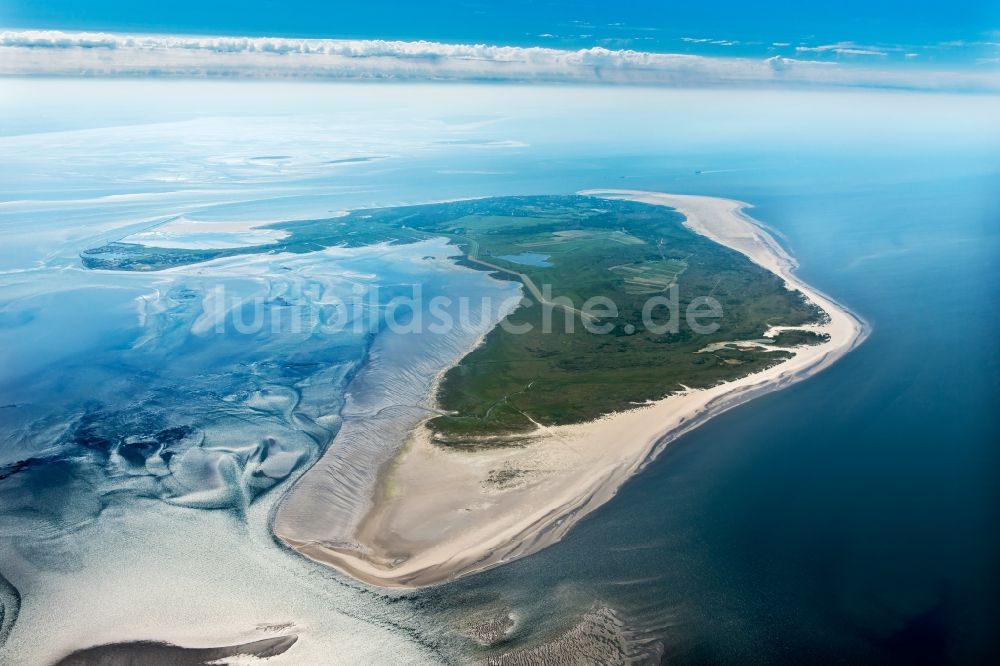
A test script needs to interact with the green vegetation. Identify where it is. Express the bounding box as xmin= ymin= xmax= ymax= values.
xmin=768 ymin=329 xmax=831 ymax=347
xmin=82 ymin=195 xmax=824 ymax=447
